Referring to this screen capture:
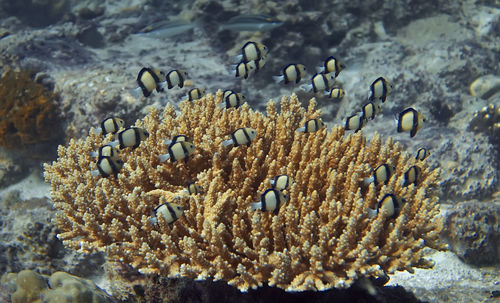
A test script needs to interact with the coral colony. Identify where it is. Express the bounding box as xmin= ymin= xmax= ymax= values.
xmin=44 ymin=91 xmax=444 ymax=292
